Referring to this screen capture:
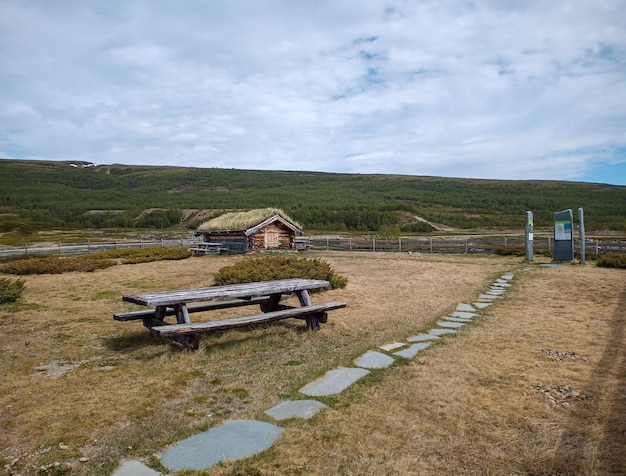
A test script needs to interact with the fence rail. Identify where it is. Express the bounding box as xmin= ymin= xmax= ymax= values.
xmin=1 ymin=236 xmax=624 ymax=259
xmin=301 ymin=236 xmax=626 ymax=255
xmin=0 ymin=238 xmax=196 ymax=259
